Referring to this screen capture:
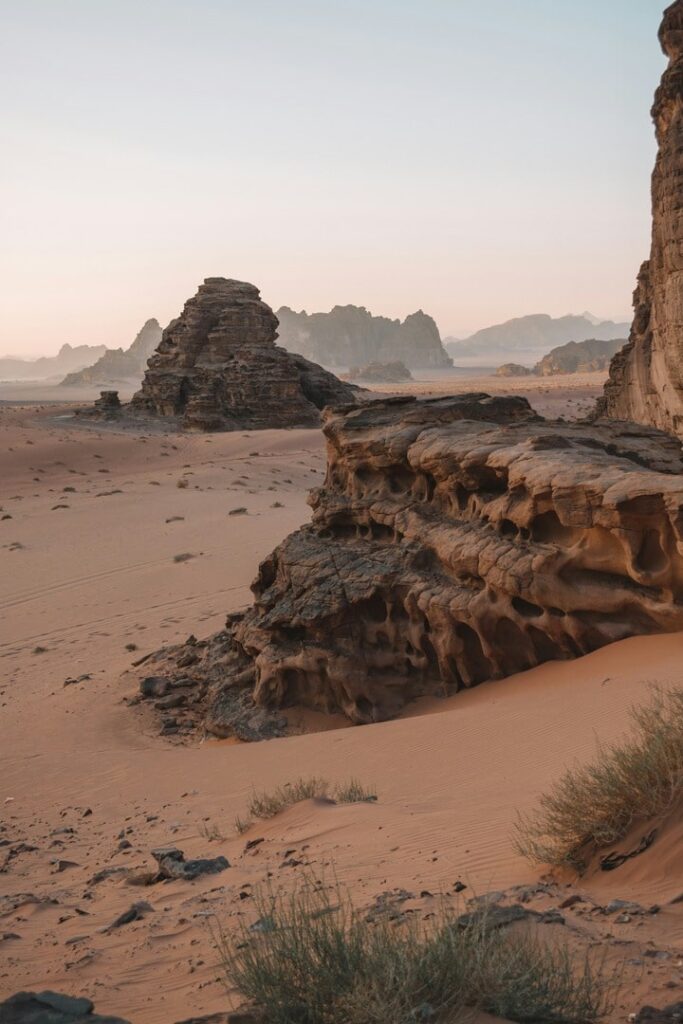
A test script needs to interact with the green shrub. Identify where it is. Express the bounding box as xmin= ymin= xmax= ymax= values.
xmin=515 ymin=686 xmax=683 ymax=869
xmin=216 ymin=880 xmax=615 ymax=1024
